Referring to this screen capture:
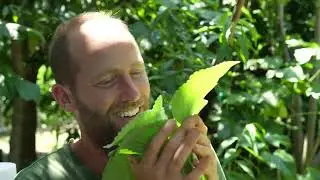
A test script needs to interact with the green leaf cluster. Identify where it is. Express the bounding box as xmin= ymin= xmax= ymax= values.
xmin=102 ymin=61 xmax=239 ymax=180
